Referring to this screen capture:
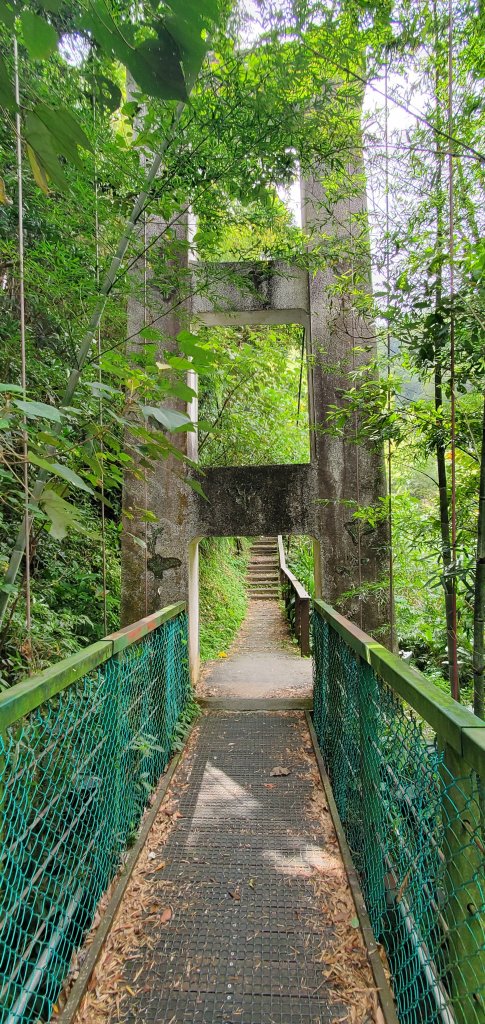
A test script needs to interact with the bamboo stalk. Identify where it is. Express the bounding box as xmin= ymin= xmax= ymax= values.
xmin=473 ymin=397 xmax=485 ymax=720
